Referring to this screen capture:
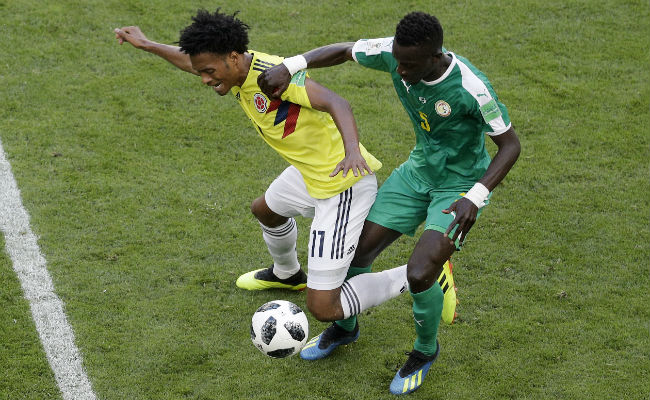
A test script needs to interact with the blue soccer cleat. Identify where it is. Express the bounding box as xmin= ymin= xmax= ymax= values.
xmin=300 ymin=322 xmax=360 ymax=360
xmin=389 ymin=341 xmax=440 ymax=395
